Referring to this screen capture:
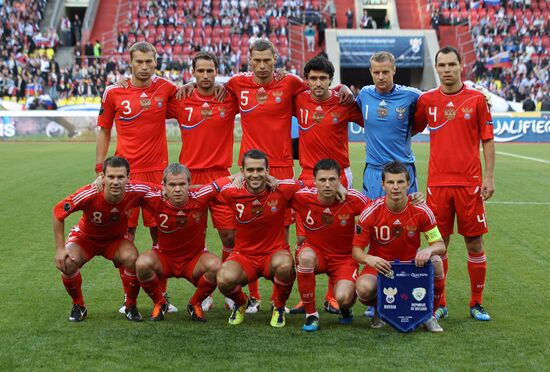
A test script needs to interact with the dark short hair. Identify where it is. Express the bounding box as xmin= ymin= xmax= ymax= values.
xmin=192 ymin=51 xmax=219 ymax=70
xmin=382 ymin=160 xmax=409 ymax=182
xmin=313 ymin=158 xmax=340 ymax=177
xmin=163 ymin=163 xmax=191 ymax=184
xmin=241 ymin=149 xmax=268 ymax=168
xmin=103 ymin=156 xmax=130 ymax=175
xmin=435 ymin=45 xmax=462 ymax=64
xmin=304 ymin=56 xmax=334 ymax=79
xmin=249 ymin=39 xmax=276 ymax=56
